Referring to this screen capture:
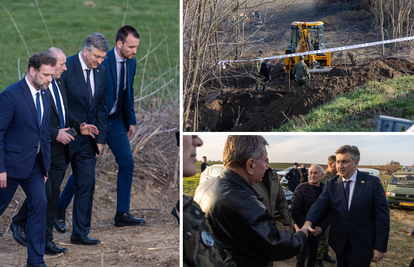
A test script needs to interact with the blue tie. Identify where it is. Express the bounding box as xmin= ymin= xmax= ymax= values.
xmin=344 ymin=180 xmax=351 ymax=209
xmin=36 ymin=92 xmax=41 ymax=127
xmin=52 ymin=80 xmax=65 ymax=129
